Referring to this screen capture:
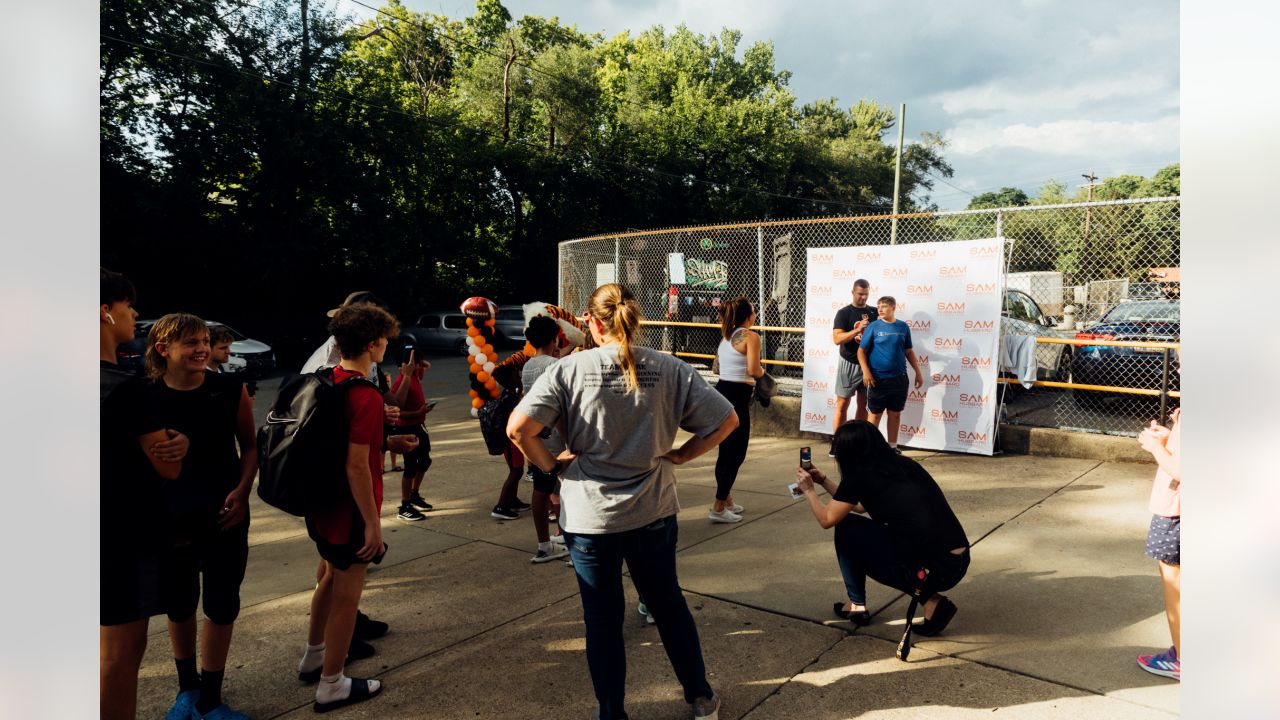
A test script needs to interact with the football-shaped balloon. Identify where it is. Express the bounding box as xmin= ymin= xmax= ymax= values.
xmin=461 ymin=296 xmax=497 ymax=320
